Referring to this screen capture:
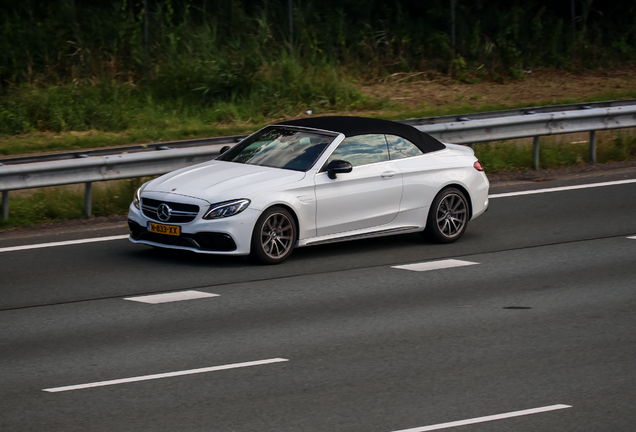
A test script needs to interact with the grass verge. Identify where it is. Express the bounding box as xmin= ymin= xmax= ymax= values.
xmin=3 ymin=87 xmax=636 ymax=158
xmin=0 ymin=179 xmax=146 ymax=231
xmin=474 ymin=130 xmax=636 ymax=172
